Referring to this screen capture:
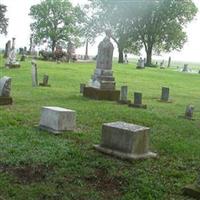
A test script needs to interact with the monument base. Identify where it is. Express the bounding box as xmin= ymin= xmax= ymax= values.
xmin=0 ymin=97 xmax=13 ymax=105
xmin=94 ymin=145 xmax=157 ymax=160
xmin=117 ymin=100 xmax=131 ymax=105
xmin=129 ymin=103 xmax=147 ymax=109
xmin=6 ymin=64 xmax=20 ymax=68
xmin=39 ymin=83 xmax=51 ymax=87
xmin=183 ymin=184 xmax=200 ymax=199
xmin=83 ymin=87 xmax=120 ymax=101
